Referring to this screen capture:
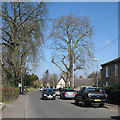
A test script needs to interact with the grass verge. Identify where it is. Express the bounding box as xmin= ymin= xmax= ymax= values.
xmin=27 ymin=88 xmax=39 ymax=92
